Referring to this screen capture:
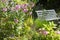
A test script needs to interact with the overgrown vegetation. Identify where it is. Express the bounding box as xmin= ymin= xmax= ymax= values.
xmin=0 ymin=0 xmax=60 ymax=40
